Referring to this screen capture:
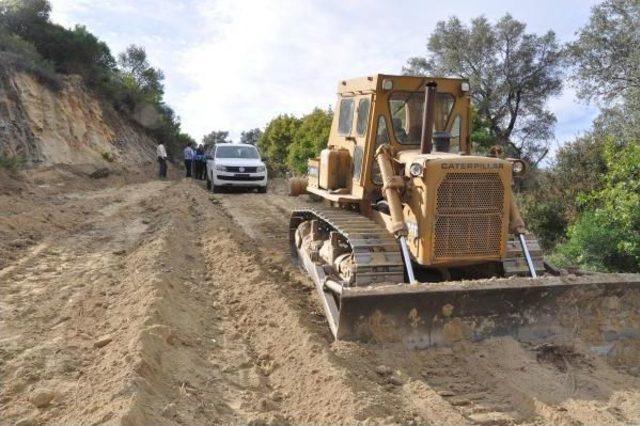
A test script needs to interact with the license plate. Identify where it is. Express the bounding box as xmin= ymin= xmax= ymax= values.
xmin=235 ymin=173 xmax=249 ymax=177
